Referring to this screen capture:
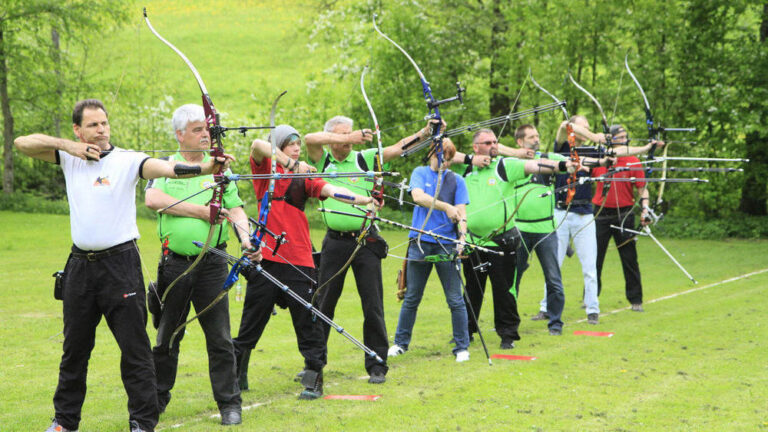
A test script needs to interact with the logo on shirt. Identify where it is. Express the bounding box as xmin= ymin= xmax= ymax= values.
xmin=93 ymin=176 xmax=111 ymax=187
xmin=488 ymin=178 xmax=497 ymax=186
